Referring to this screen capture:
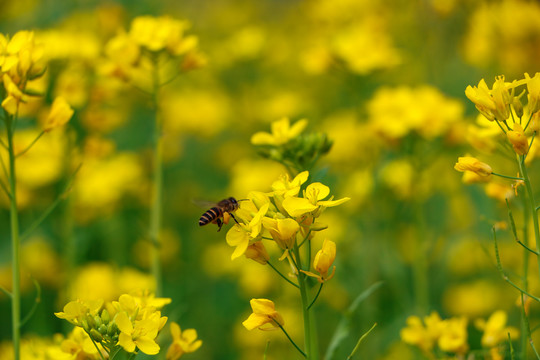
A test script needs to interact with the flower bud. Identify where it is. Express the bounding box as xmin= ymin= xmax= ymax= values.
xmin=107 ymin=321 xmax=118 ymax=337
xmin=454 ymin=156 xmax=492 ymax=177
xmin=94 ymin=314 xmax=102 ymax=328
xmin=86 ymin=314 xmax=96 ymax=329
xmin=507 ymin=123 xmax=529 ymax=155
xmin=513 ymin=97 xmax=524 ymax=118
xmin=89 ymin=329 xmax=104 ymax=342
xmin=244 ymin=241 xmax=270 ymax=265
xmin=101 ymin=309 xmax=110 ymax=324
xmin=98 ymin=324 xmax=108 ymax=335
